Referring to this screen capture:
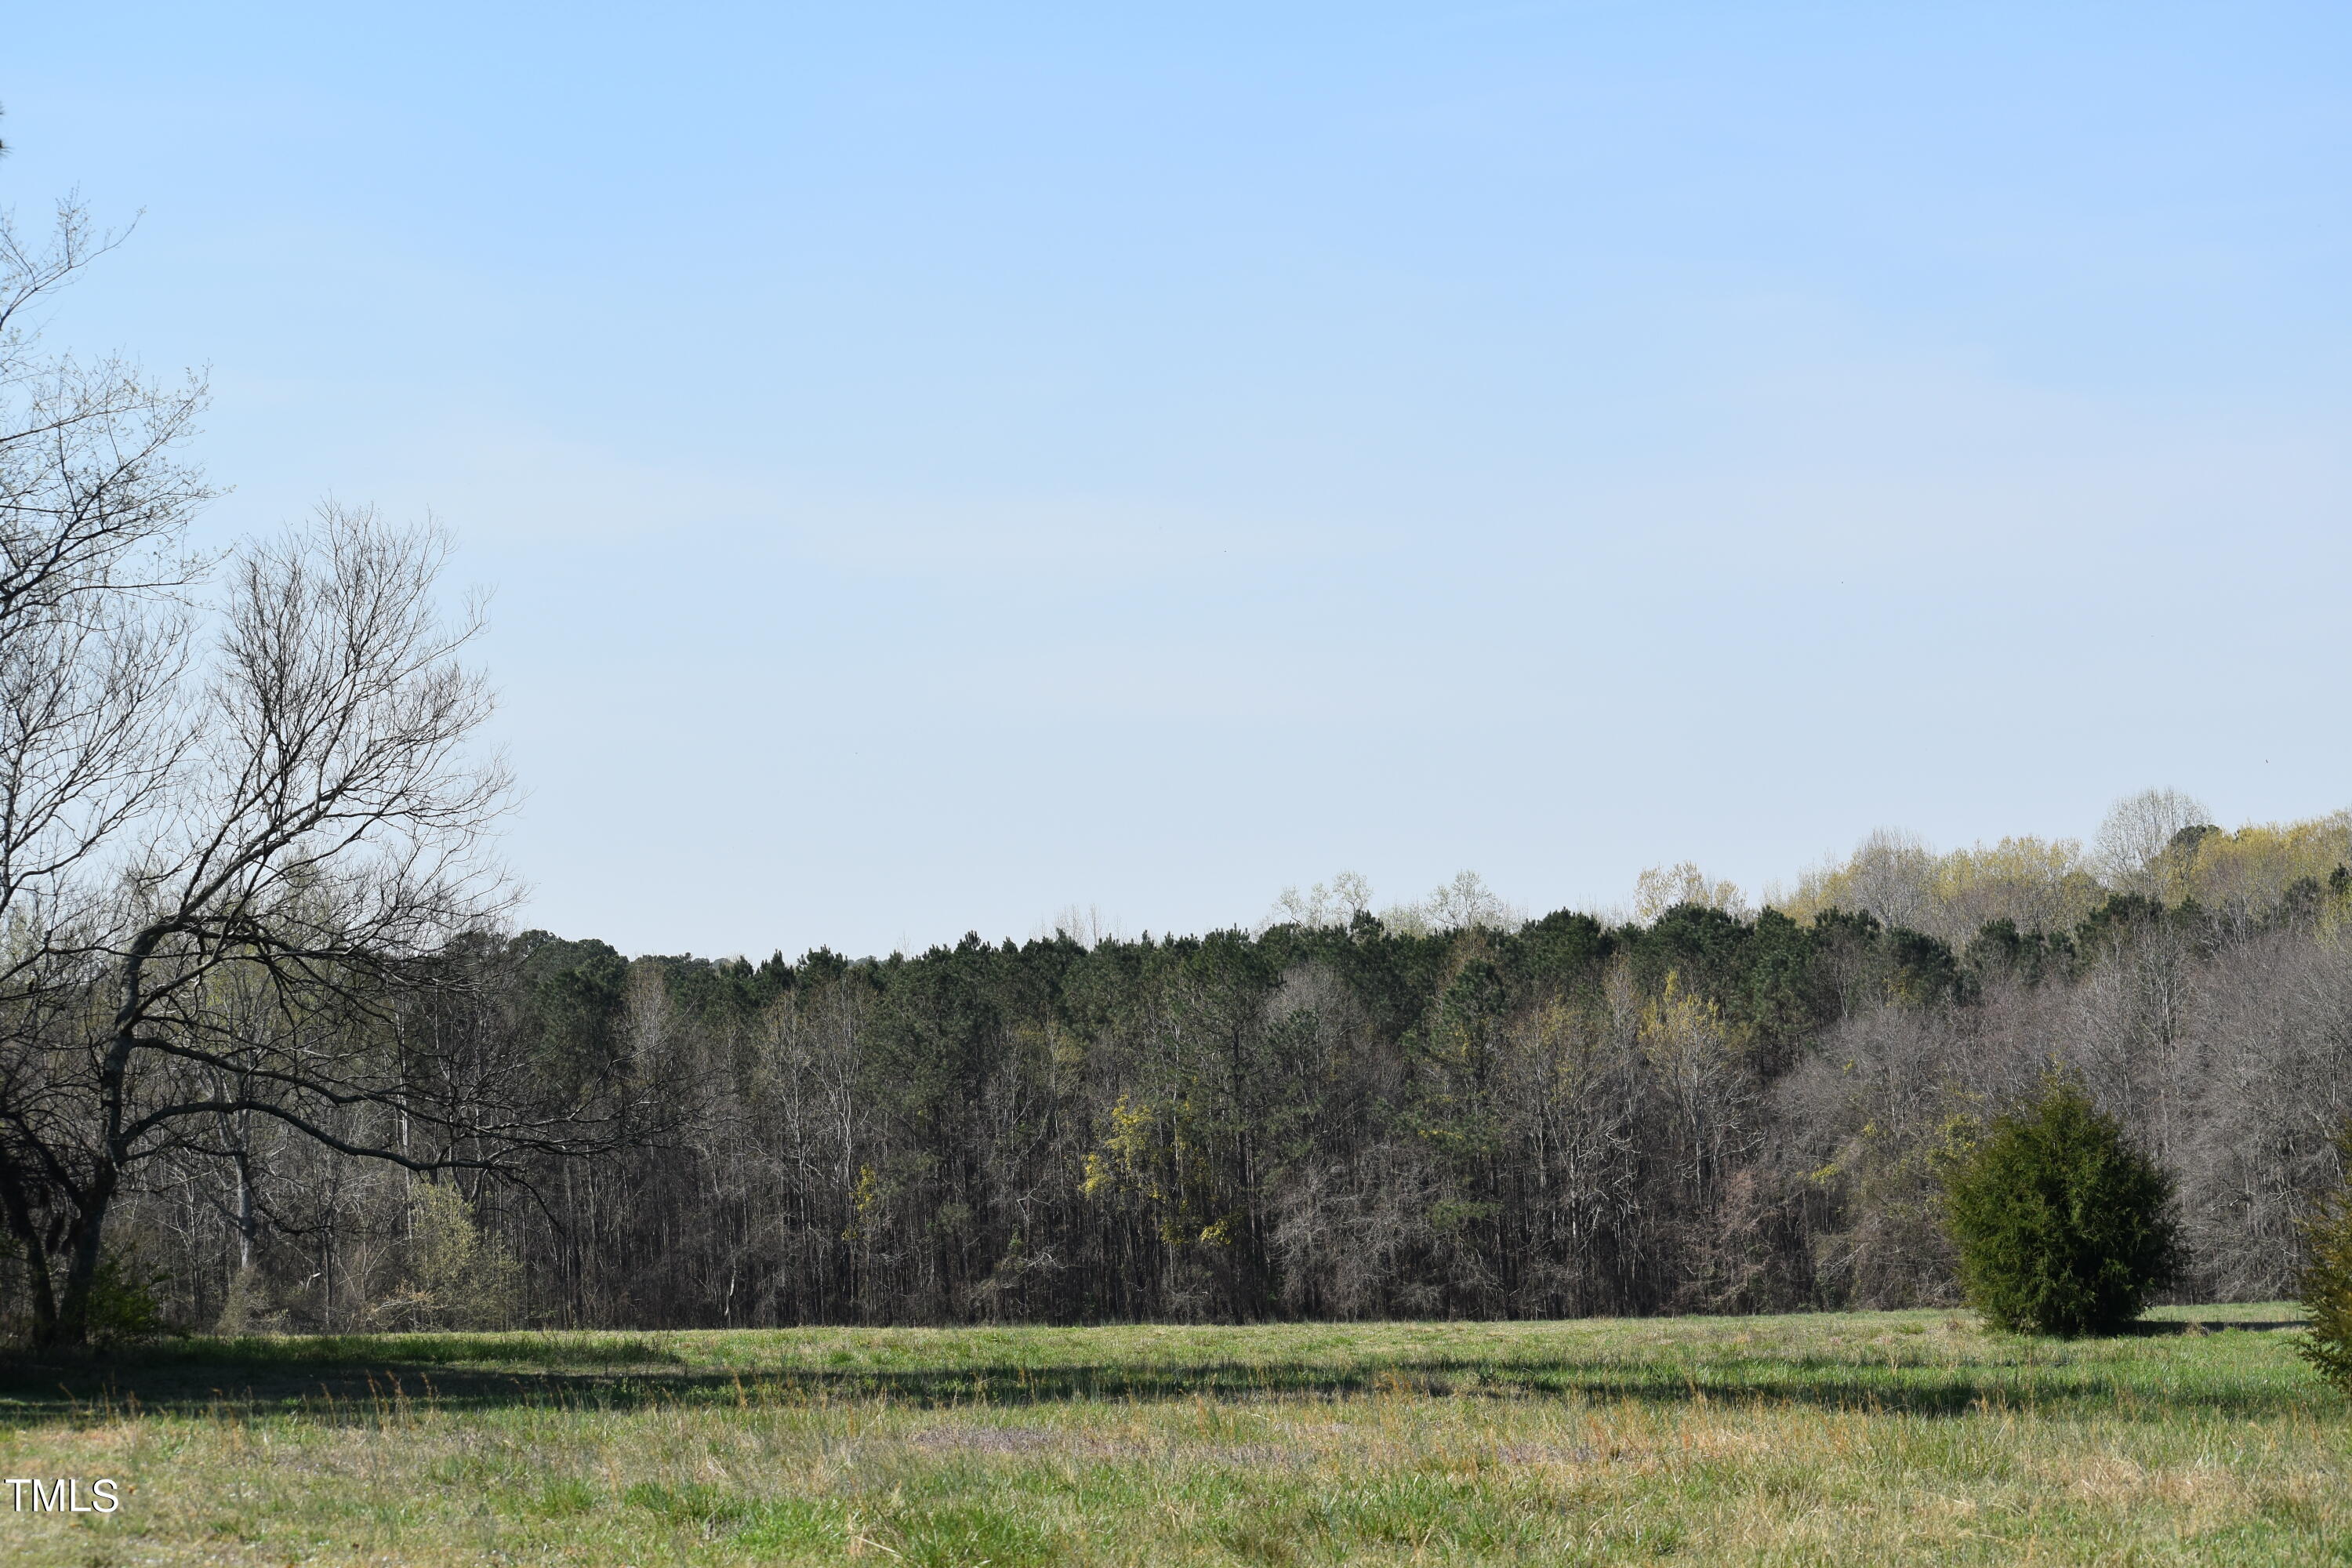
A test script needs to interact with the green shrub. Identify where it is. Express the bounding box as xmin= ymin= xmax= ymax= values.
xmin=1943 ymin=1080 xmax=2183 ymax=1336
xmin=2296 ymin=1123 xmax=2352 ymax=1396
xmin=83 ymin=1252 xmax=174 ymax=1346
xmin=367 ymin=1182 xmax=521 ymax=1331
